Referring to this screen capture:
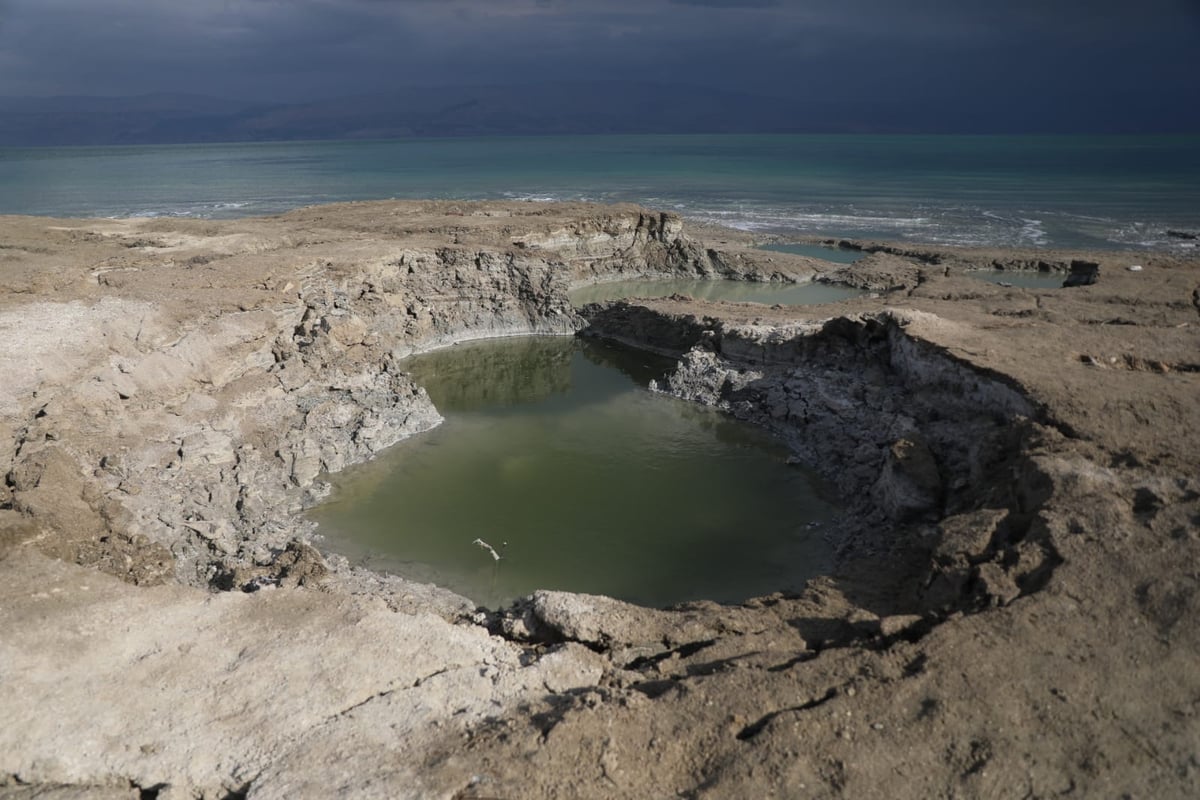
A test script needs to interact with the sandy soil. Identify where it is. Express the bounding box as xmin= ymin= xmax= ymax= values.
xmin=1 ymin=201 xmax=1198 ymax=799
